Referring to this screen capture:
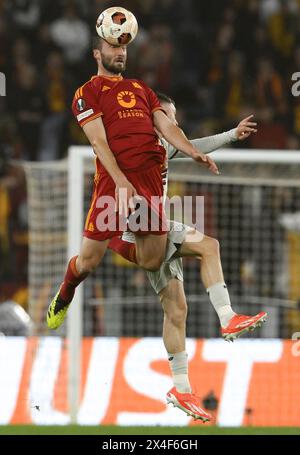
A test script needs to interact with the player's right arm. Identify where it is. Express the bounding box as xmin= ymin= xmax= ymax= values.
xmin=72 ymin=83 xmax=138 ymax=216
xmin=82 ymin=117 xmax=138 ymax=217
